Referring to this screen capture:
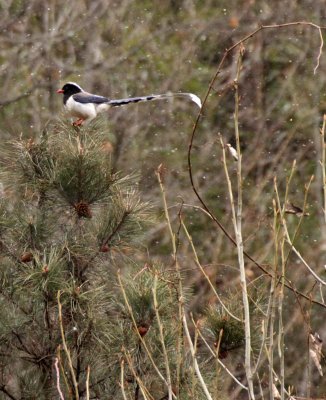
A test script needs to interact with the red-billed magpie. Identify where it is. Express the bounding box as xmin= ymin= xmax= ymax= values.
xmin=57 ymin=82 xmax=202 ymax=126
